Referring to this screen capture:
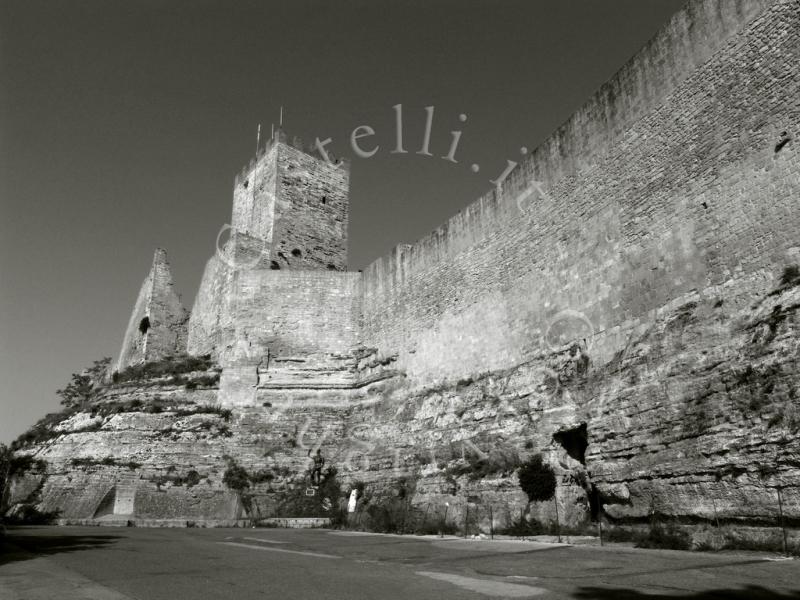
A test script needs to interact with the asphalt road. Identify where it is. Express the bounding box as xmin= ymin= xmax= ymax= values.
xmin=1 ymin=526 xmax=798 ymax=599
